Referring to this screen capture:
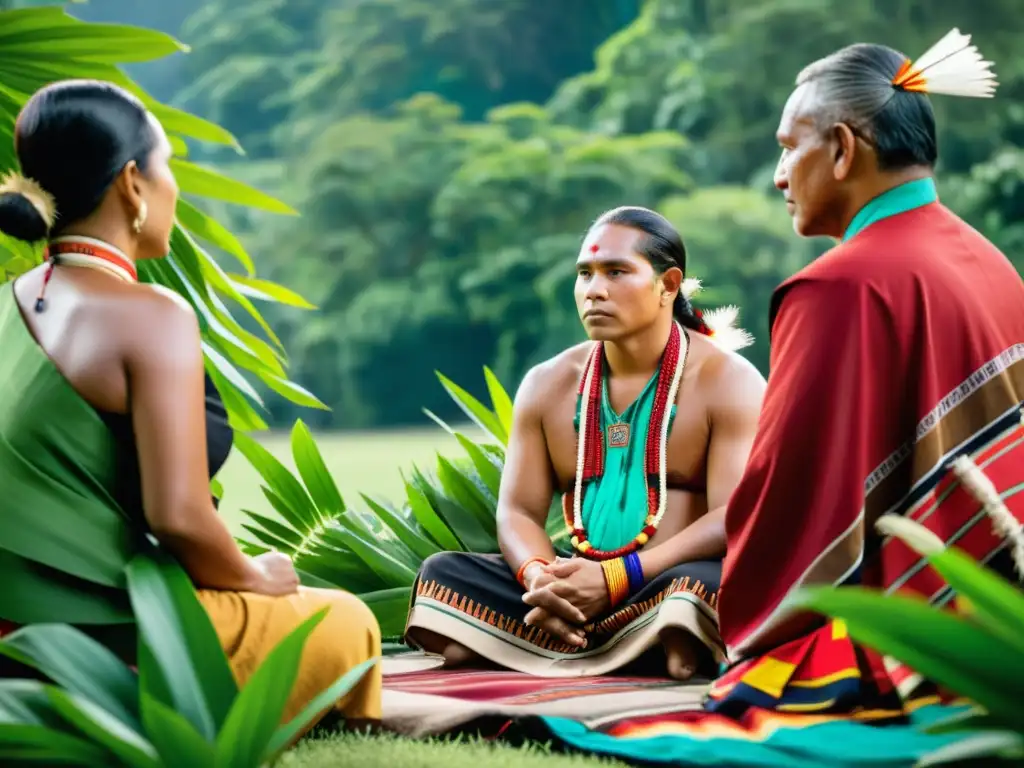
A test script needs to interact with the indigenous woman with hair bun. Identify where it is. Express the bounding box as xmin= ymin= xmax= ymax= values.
xmin=0 ymin=80 xmax=381 ymax=729
xmin=405 ymin=205 xmax=766 ymax=679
